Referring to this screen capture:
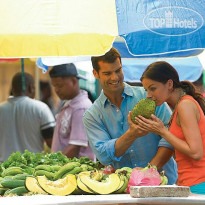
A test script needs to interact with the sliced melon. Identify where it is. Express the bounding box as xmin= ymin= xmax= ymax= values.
xmin=79 ymin=173 xmax=121 ymax=194
xmin=37 ymin=174 xmax=77 ymax=196
xmin=77 ymin=172 xmax=93 ymax=194
xmin=25 ymin=176 xmax=47 ymax=195
xmin=114 ymin=175 xmax=129 ymax=194
xmin=71 ymin=187 xmax=84 ymax=195
xmin=114 ymin=178 xmax=125 ymax=192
